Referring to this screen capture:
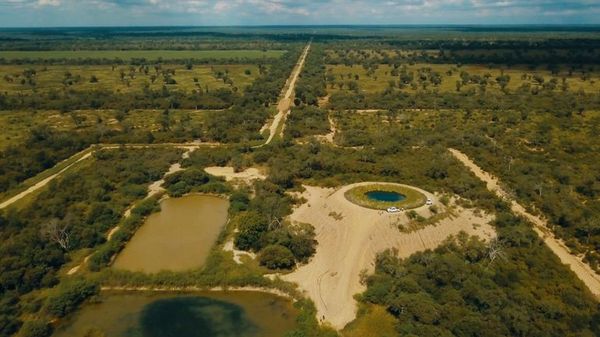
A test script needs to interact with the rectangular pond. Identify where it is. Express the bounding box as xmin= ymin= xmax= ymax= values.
xmin=113 ymin=195 xmax=229 ymax=273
